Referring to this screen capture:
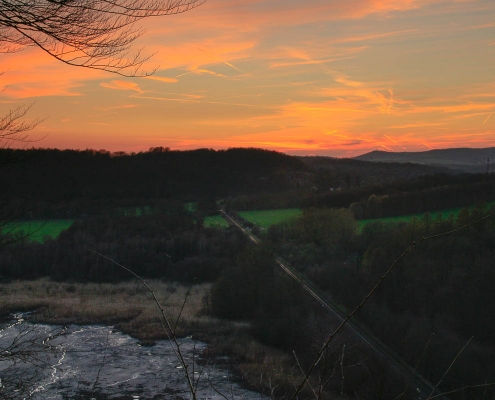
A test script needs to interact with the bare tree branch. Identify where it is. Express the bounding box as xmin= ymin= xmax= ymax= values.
xmin=0 ymin=0 xmax=206 ymax=76
xmin=0 ymin=317 xmax=65 ymax=400
xmin=0 ymin=103 xmax=44 ymax=146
